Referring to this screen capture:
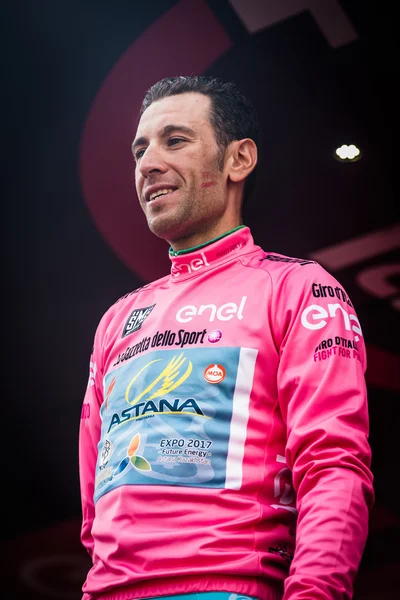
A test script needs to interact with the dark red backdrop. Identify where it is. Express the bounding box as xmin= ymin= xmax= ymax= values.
xmin=2 ymin=0 xmax=399 ymax=597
